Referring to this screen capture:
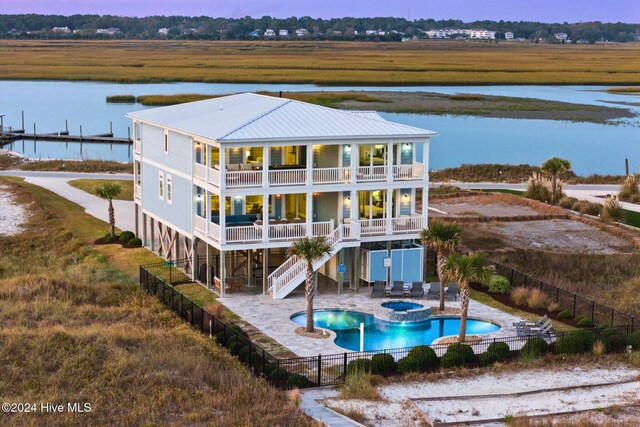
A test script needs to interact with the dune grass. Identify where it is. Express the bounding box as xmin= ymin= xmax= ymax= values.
xmin=1 ymin=40 xmax=640 ymax=85
xmin=20 ymin=159 xmax=132 ymax=173
xmin=68 ymin=179 xmax=133 ymax=201
xmin=0 ymin=176 xmax=310 ymax=426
